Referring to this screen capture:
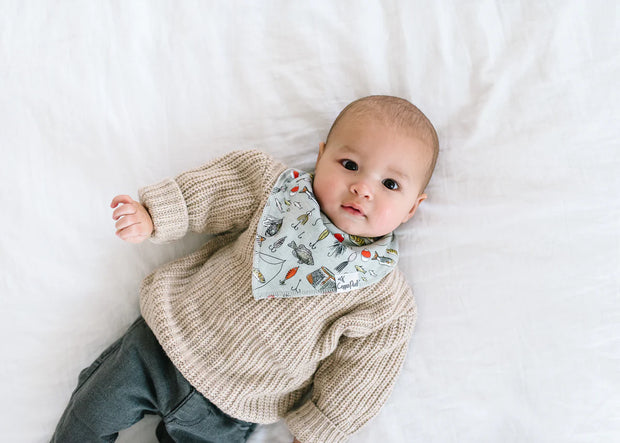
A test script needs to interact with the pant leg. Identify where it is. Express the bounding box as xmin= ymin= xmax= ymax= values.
xmin=51 ymin=317 xmax=192 ymax=442
xmin=156 ymin=388 xmax=257 ymax=443
xmin=51 ymin=316 xmax=257 ymax=443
